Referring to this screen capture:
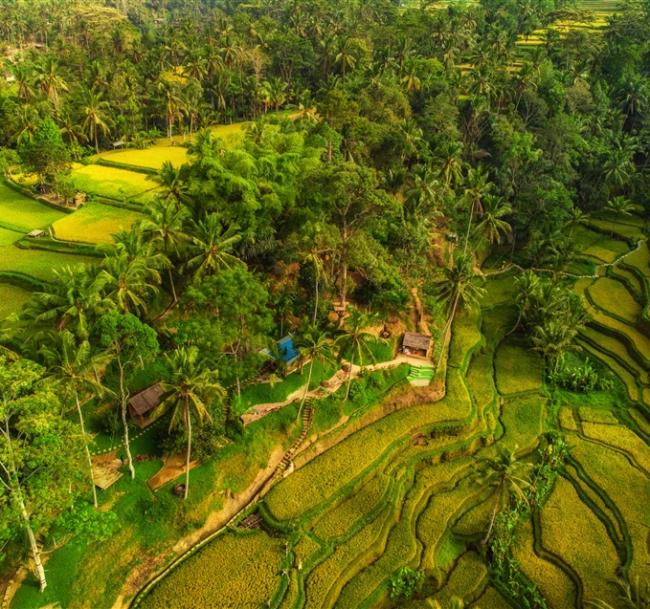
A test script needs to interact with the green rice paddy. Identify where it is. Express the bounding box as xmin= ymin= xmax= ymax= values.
xmin=51 ymin=202 xmax=144 ymax=244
